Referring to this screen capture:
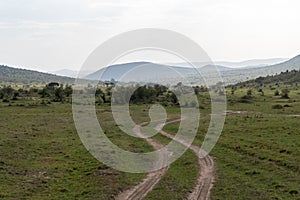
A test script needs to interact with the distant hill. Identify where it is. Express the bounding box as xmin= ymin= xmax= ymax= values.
xmin=0 ymin=65 xmax=75 ymax=85
xmin=49 ymin=69 xmax=94 ymax=78
xmin=217 ymin=58 xmax=288 ymax=68
xmin=85 ymin=62 xmax=201 ymax=82
xmin=218 ymin=55 xmax=300 ymax=85
xmin=1 ymin=54 xmax=299 ymax=86
xmin=83 ymin=55 xmax=300 ymax=85
xmin=49 ymin=69 xmax=79 ymax=78
xmin=232 ymin=69 xmax=300 ymax=87
xmin=261 ymin=54 xmax=300 ymax=72
xmin=85 ymin=62 xmax=234 ymax=83
xmin=200 ymin=65 xmax=233 ymax=72
xmin=168 ymin=58 xmax=288 ymax=68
